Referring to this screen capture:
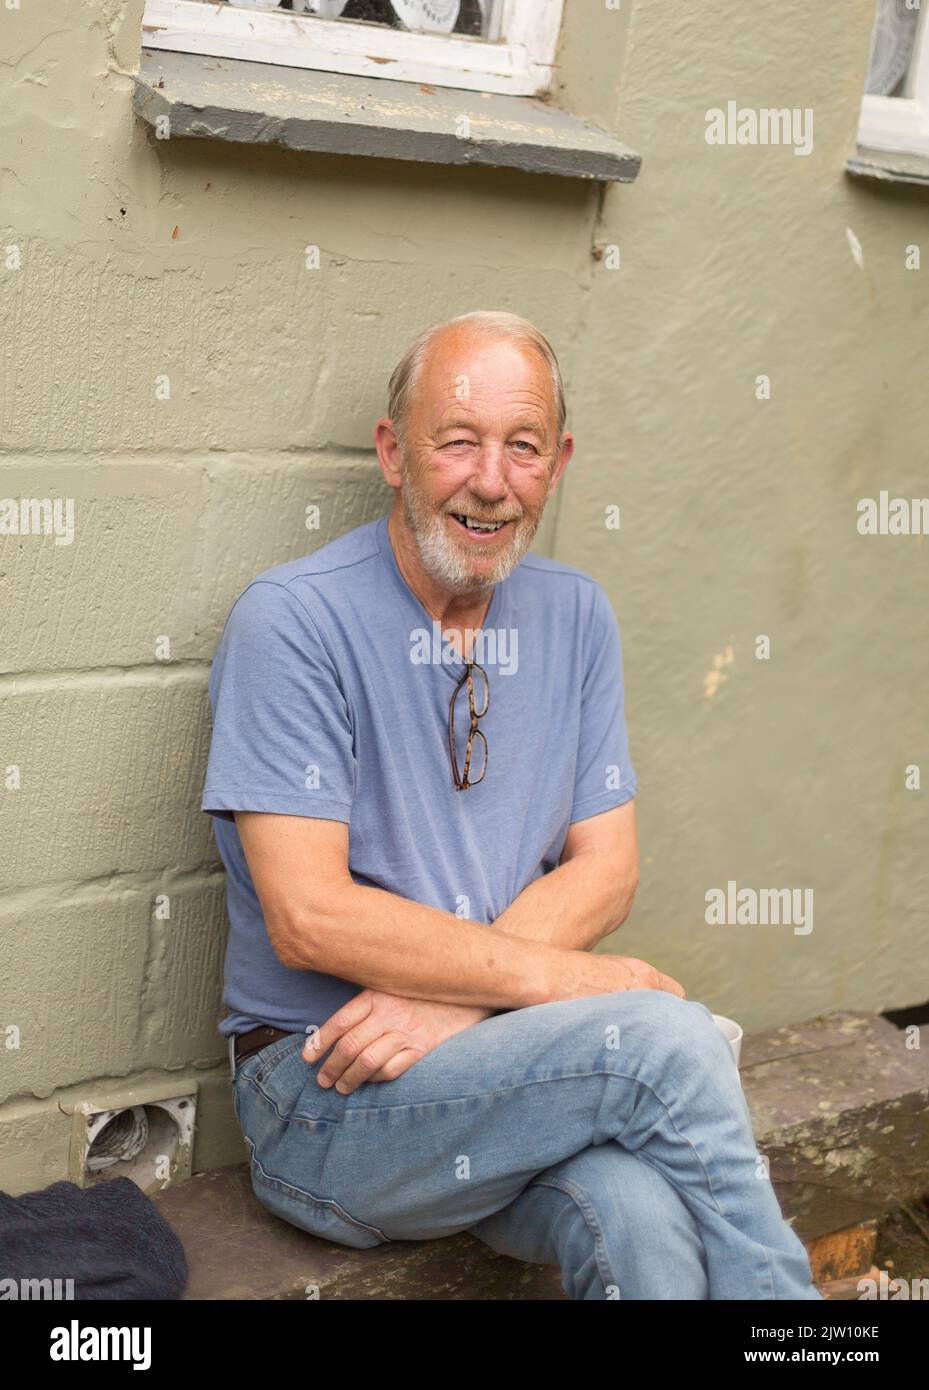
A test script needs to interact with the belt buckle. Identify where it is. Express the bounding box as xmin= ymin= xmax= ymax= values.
xmin=228 ymin=1034 xmax=237 ymax=1082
